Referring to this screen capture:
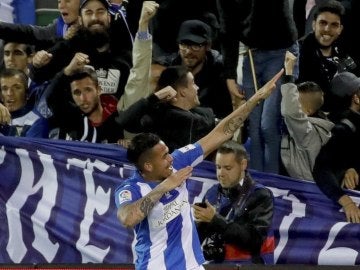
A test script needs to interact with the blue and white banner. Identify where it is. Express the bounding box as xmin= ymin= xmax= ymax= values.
xmin=0 ymin=137 xmax=359 ymax=265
